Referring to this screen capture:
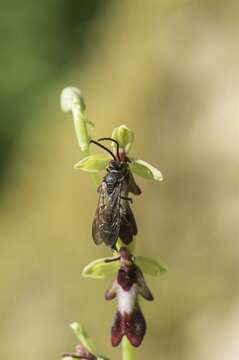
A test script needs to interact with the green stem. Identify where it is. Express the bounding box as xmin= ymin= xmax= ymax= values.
xmin=122 ymin=337 xmax=134 ymax=360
